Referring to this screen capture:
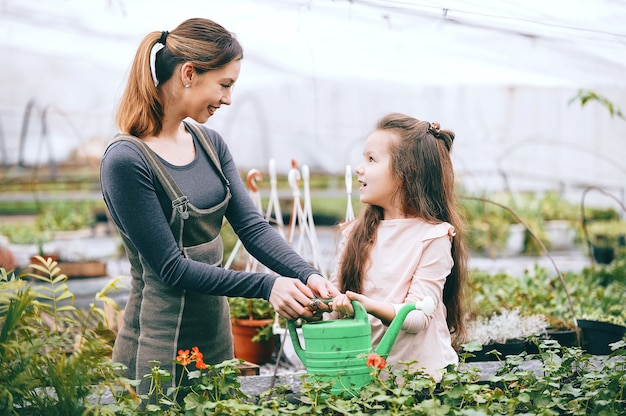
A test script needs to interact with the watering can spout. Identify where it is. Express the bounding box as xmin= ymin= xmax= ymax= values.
xmin=375 ymin=296 xmax=435 ymax=357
